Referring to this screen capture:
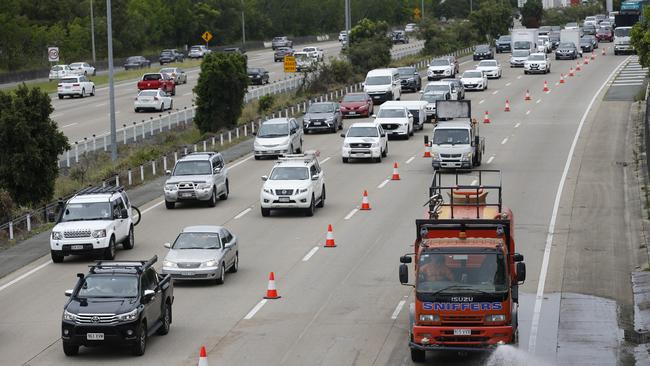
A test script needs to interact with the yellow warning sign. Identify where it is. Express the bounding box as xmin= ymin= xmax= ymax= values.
xmin=414 ymin=8 xmax=421 ymax=21
xmin=283 ymin=55 xmax=297 ymax=73
xmin=202 ymin=31 xmax=213 ymax=43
